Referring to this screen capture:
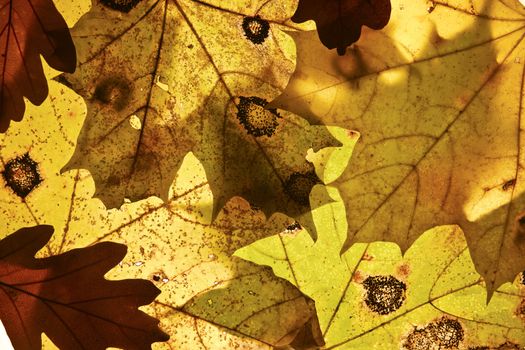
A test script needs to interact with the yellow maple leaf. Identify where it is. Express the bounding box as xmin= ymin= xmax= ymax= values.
xmin=271 ymin=0 xmax=525 ymax=295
